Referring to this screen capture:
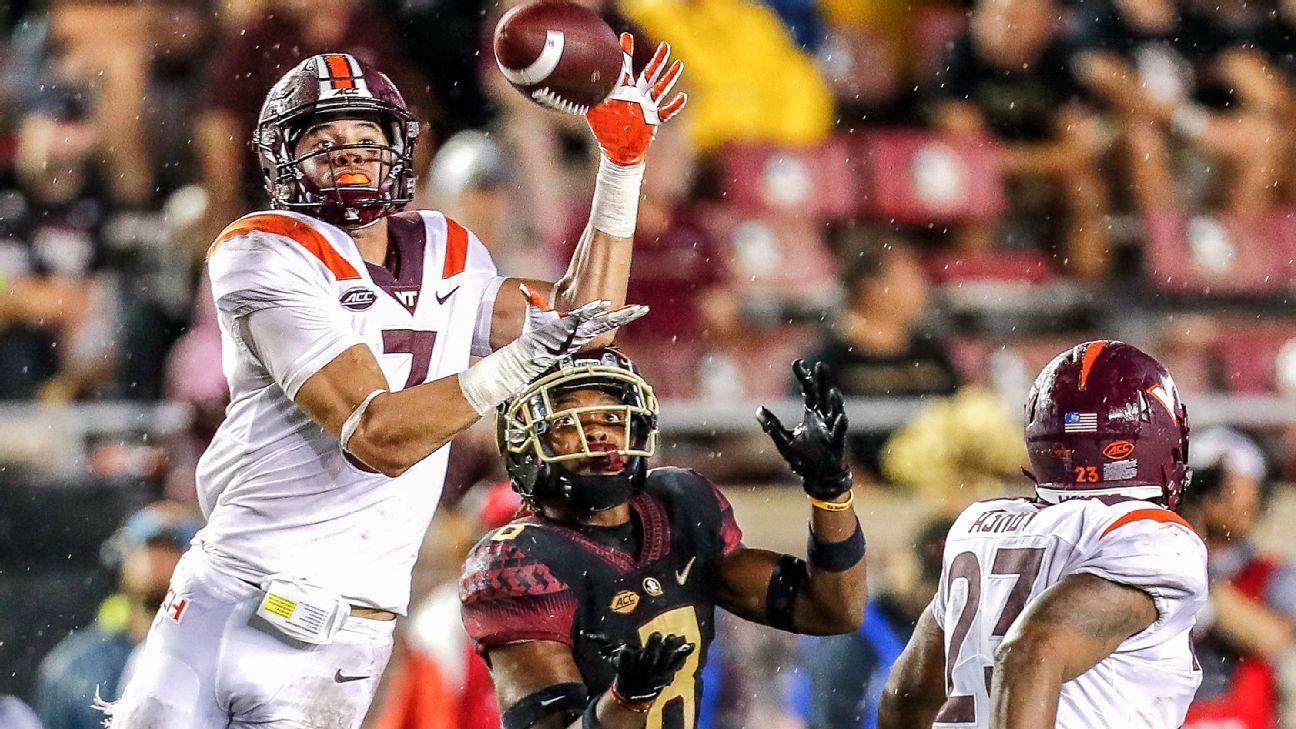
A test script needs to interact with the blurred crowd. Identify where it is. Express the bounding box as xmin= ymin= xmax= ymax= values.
xmin=4 ymin=0 xmax=1296 ymax=726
